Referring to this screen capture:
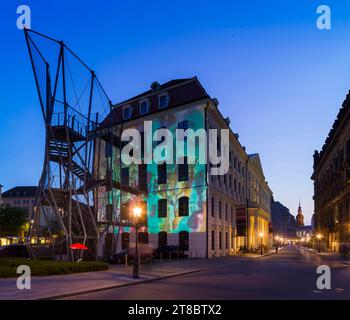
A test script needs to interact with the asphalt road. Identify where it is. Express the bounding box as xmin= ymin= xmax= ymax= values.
xmin=66 ymin=245 xmax=350 ymax=300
